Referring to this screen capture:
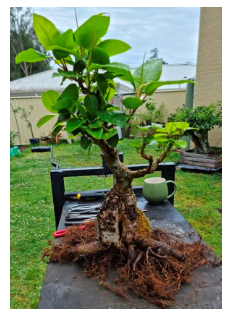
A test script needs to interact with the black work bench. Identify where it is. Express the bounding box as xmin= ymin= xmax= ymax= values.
xmin=38 ymin=159 xmax=222 ymax=309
